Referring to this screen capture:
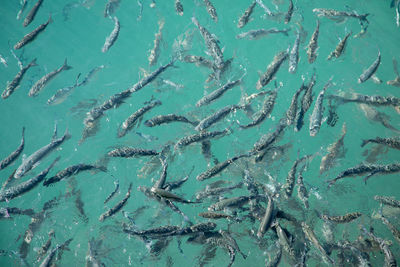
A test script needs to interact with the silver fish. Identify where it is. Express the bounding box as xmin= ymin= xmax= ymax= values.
xmin=286 ymin=86 xmax=304 ymax=125
xmin=236 ymin=28 xmax=289 ymax=40
xmin=302 ymin=222 xmax=334 ymax=265
xmin=208 ymin=195 xmax=256 ymax=211
xmin=175 ymin=128 xmax=229 ymax=149
xmin=195 ymin=105 xmax=241 ymax=131
xmin=175 ymin=0 xmax=183 ymax=16
xmin=16 ymin=0 xmax=28 ymax=20
xmin=321 ymin=212 xmax=362 ymax=223
xmin=307 ymin=20 xmax=320 ymax=63
xmin=14 ymin=125 xmax=69 ymax=179
xmin=251 ymin=120 xmax=286 ymax=152
xmin=237 ymin=1 xmax=256 ymax=28
xmin=15 ymin=15 xmax=52 ymax=50
xmin=28 ymin=58 xmax=72 ymax=97
xmin=295 ymin=73 xmax=316 ymax=132
xmin=297 ymin=165 xmax=309 ymax=209
xmin=39 ymin=238 xmax=73 ymax=267
xmin=145 ymin=114 xmax=196 ymax=127
xmin=288 ymin=31 xmax=300 ymax=73
xmin=284 ymin=0 xmax=293 ymax=24
xmin=309 ymin=77 xmax=333 ymax=137
xmin=327 ymin=31 xmax=352 ymax=60
xmin=99 ymin=183 xmax=132 ymax=222
xmin=2 ymin=58 xmax=37 ymax=99
xmin=196 ymin=78 xmax=242 ymax=107
xmin=374 ymin=195 xmax=400 ymax=208
xmin=361 ymin=136 xmax=400 ymax=150
xmin=256 ymin=49 xmax=288 ymax=90
xmin=257 ymin=194 xmax=274 ymax=238
xmin=195 ymin=182 xmax=243 ymax=200
xmin=0 ymin=127 xmax=25 ymax=170
xmin=102 ymin=16 xmax=120 ymax=53
xmin=148 ymin=19 xmax=165 ymax=66
xmin=47 ymin=73 xmax=81 ymax=105
xmin=282 ymin=155 xmax=309 ymax=198
xmin=320 ymin=123 xmax=347 ymax=173
xmin=396 ymin=0 xmax=400 ymax=27
xmin=204 ymin=0 xmax=218 ymax=23
xmin=23 ymin=0 xmax=43 ymax=27
xmin=77 ymin=65 xmax=105 ymax=87
xmin=358 ymin=51 xmax=381 ymax=83
xmin=313 ymin=8 xmax=369 ymax=22
xmin=108 ymin=147 xmax=159 ymax=158
xmin=0 ymin=54 xmax=7 ymax=67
